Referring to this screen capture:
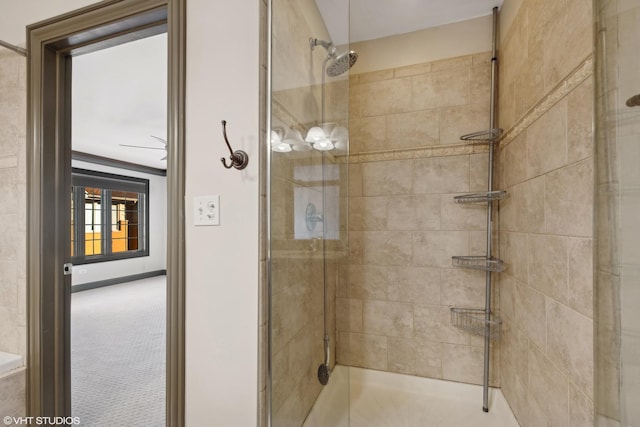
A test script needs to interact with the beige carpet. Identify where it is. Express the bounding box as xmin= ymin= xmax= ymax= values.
xmin=71 ymin=276 xmax=166 ymax=426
